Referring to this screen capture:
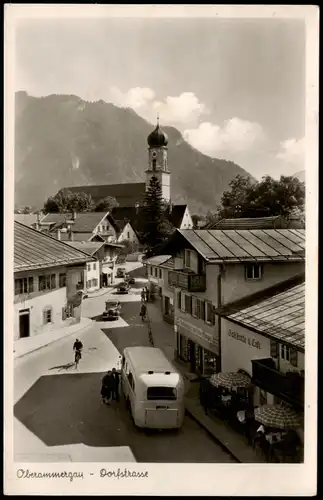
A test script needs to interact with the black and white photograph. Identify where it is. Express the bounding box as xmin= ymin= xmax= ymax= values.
xmin=4 ymin=4 xmax=318 ymax=496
